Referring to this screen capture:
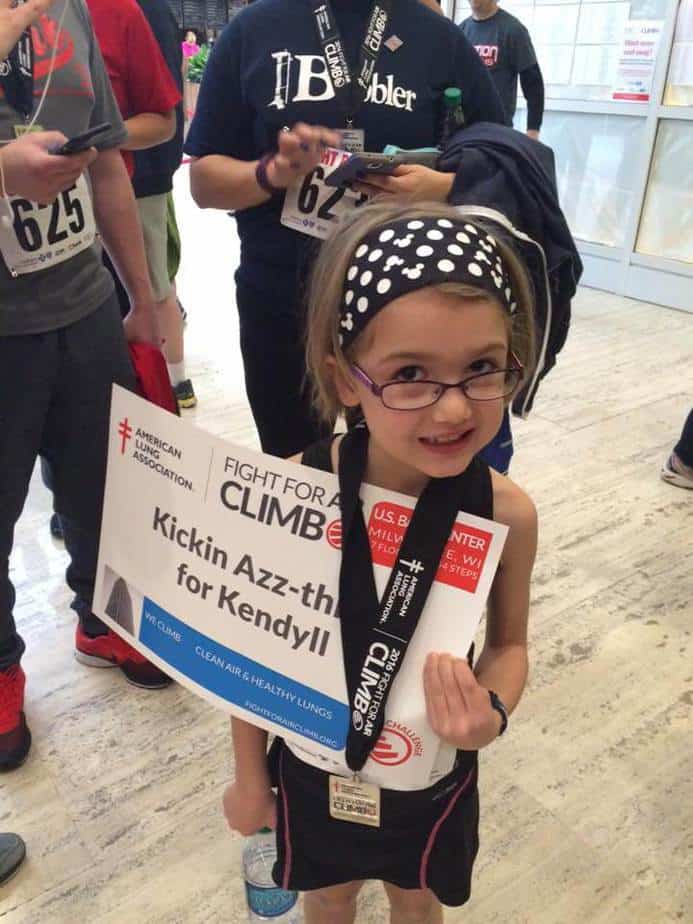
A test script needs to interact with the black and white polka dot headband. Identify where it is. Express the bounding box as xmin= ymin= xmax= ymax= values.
xmin=339 ymin=216 xmax=518 ymax=349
